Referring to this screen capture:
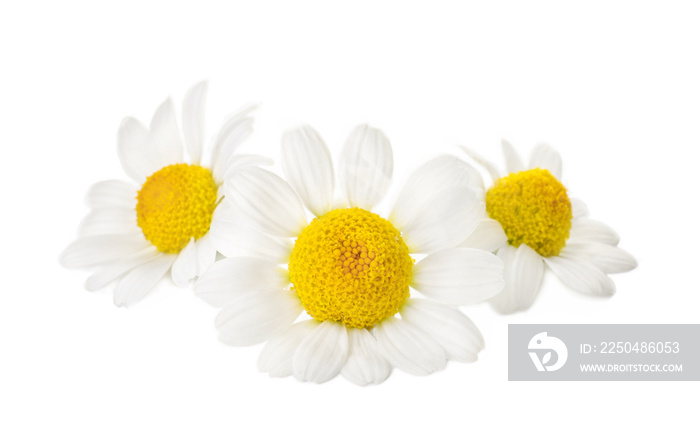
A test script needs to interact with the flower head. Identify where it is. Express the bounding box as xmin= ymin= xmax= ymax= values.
xmin=196 ymin=124 xmax=505 ymax=385
xmin=61 ymin=82 xmax=268 ymax=306
xmin=460 ymin=141 xmax=637 ymax=313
